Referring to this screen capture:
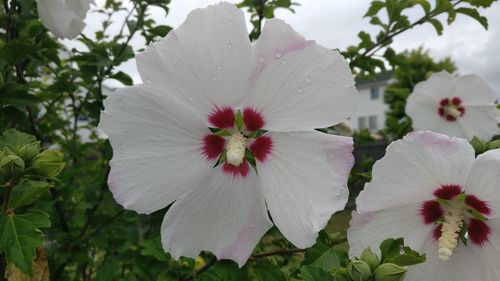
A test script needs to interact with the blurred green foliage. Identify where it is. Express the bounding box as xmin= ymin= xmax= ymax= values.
xmin=0 ymin=0 xmax=497 ymax=280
